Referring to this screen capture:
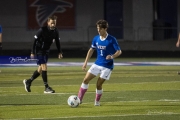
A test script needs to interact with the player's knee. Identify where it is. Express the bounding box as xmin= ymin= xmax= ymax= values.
xmin=83 ymin=80 xmax=89 ymax=84
xmin=83 ymin=78 xmax=90 ymax=84
xmin=38 ymin=66 xmax=42 ymax=73
xmin=38 ymin=70 xmax=42 ymax=74
xmin=96 ymin=84 xmax=102 ymax=90
xmin=41 ymin=64 xmax=47 ymax=71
